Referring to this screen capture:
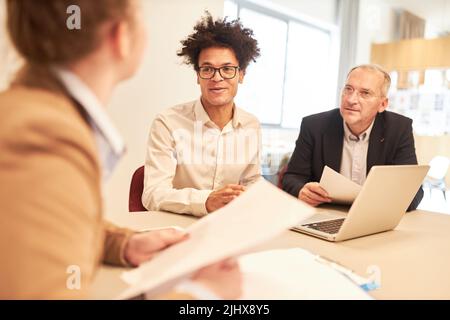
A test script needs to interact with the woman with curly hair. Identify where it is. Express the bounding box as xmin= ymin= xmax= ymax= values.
xmin=143 ymin=13 xmax=262 ymax=216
